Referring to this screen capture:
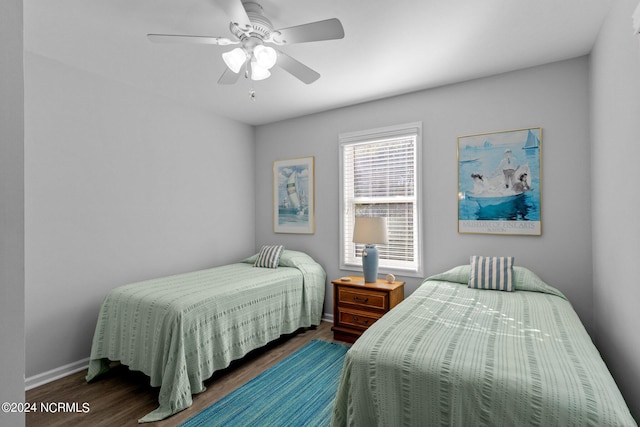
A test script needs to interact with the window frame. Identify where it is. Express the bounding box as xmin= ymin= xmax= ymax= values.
xmin=339 ymin=121 xmax=423 ymax=278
